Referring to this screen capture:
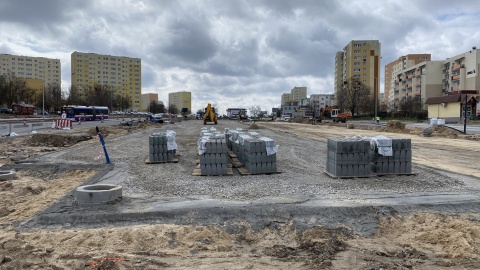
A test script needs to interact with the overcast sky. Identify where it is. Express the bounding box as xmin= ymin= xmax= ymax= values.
xmin=1 ymin=0 xmax=480 ymax=113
